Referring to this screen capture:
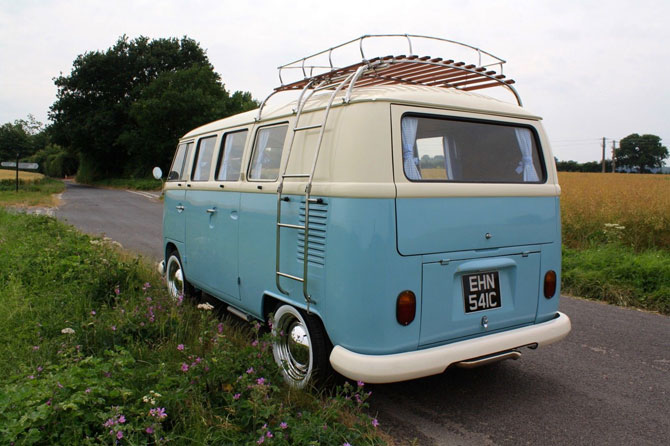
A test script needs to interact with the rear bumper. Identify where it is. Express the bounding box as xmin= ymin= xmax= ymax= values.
xmin=329 ymin=311 xmax=571 ymax=383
